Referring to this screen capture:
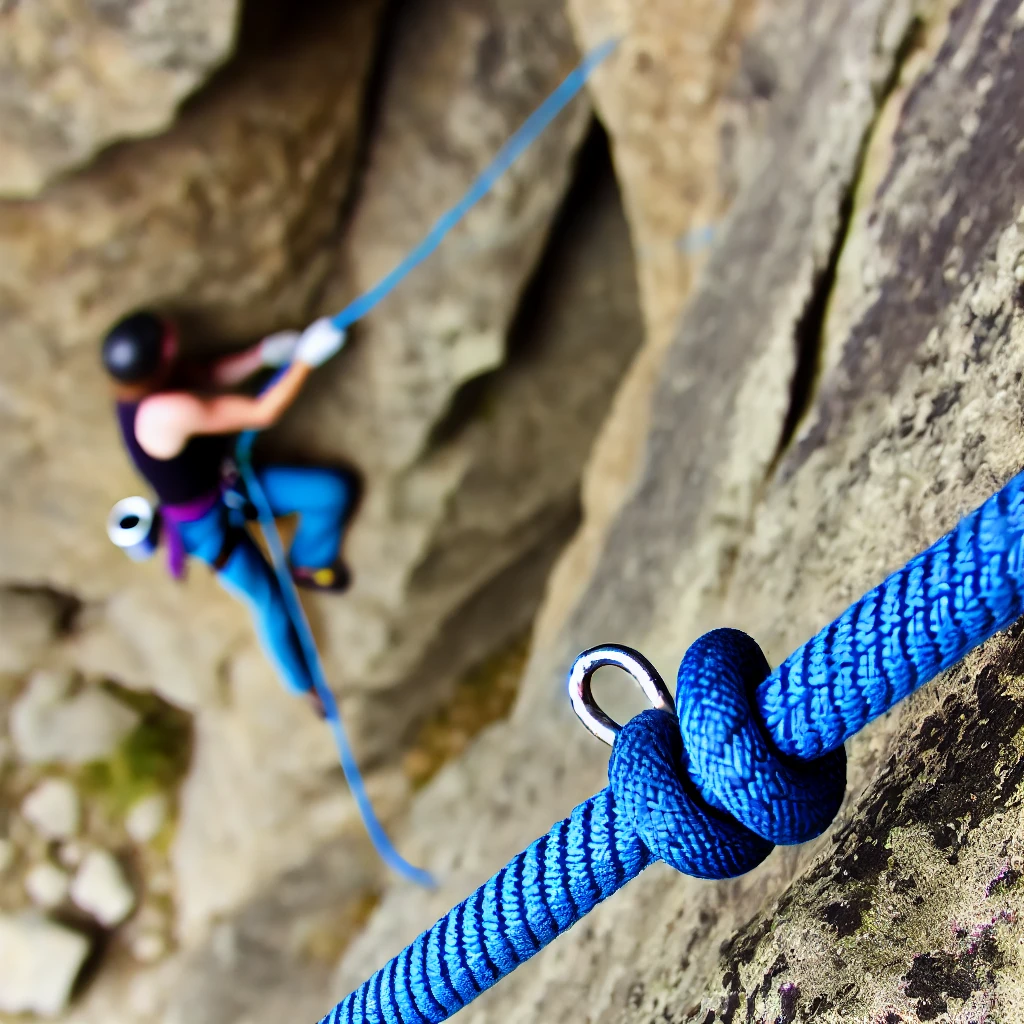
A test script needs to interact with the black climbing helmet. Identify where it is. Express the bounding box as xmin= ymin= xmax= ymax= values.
xmin=101 ymin=310 xmax=171 ymax=383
